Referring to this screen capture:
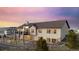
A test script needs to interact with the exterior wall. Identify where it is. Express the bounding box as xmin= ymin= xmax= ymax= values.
xmin=0 ymin=30 xmax=5 ymax=36
xmin=30 ymin=26 xmax=37 ymax=35
xmin=33 ymin=23 xmax=69 ymax=44
xmin=33 ymin=28 xmax=61 ymax=44
xmin=61 ymin=22 xmax=69 ymax=40
xmin=17 ymin=26 xmax=37 ymax=40
xmin=16 ymin=21 xmax=69 ymax=43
